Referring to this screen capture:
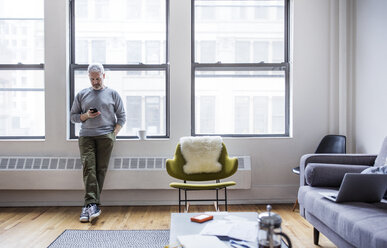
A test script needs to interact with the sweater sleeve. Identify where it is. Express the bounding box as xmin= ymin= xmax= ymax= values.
xmin=113 ymin=91 xmax=126 ymax=126
xmin=70 ymin=93 xmax=82 ymax=123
